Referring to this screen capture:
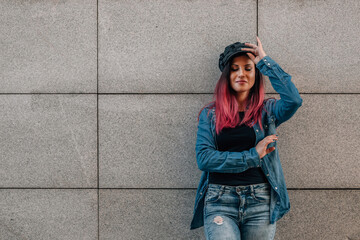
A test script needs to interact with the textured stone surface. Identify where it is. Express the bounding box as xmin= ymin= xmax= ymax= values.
xmin=99 ymin=189 xmax=205 ymax=240
xmin=0 ymin=95 xmax=97 ymax=188
xmin=0 ymin=189 xmax=97 ymax=240
xmin=272 ymin=94 xmax=360 ymax=188
xmin=98 ymin=0 xmax=256 ymax=93
xmin=99 ymin=189 xmax=360 ymax=240
xmin=99 ymin=94 xmax=212 ymax=188
xmin=0 ymin=0 xmax=97 ymax=93
xmin=277 ymin=190 xmax=360 ymax=240
xmin=259 ymin=0 xmax=360 ymax=93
